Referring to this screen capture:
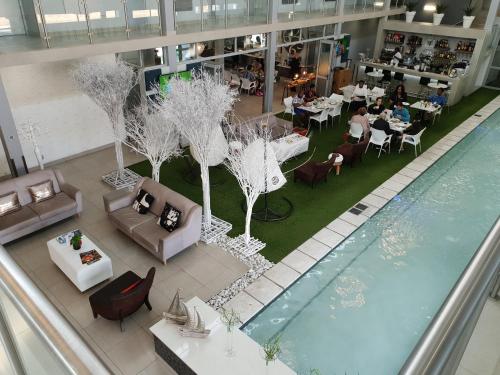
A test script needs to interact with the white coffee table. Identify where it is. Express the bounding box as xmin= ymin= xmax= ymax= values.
xmin=47 ymin=233 xmax=113 ymax=292
xmin=272 ymin=133 xmax=310 ymax=162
